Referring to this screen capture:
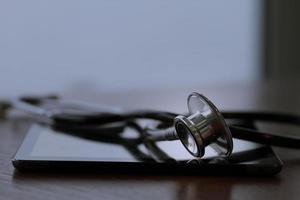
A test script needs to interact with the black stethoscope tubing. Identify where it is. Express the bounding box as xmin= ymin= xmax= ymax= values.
xmin=3 ymin=95 xmax=300 ymax=149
